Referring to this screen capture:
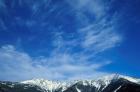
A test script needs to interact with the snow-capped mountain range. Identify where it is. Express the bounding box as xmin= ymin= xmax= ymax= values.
xmin=20 ymin=74 xmax=140 ymax=92
xmin=0 ymin=74 xmax=140 ymax=92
